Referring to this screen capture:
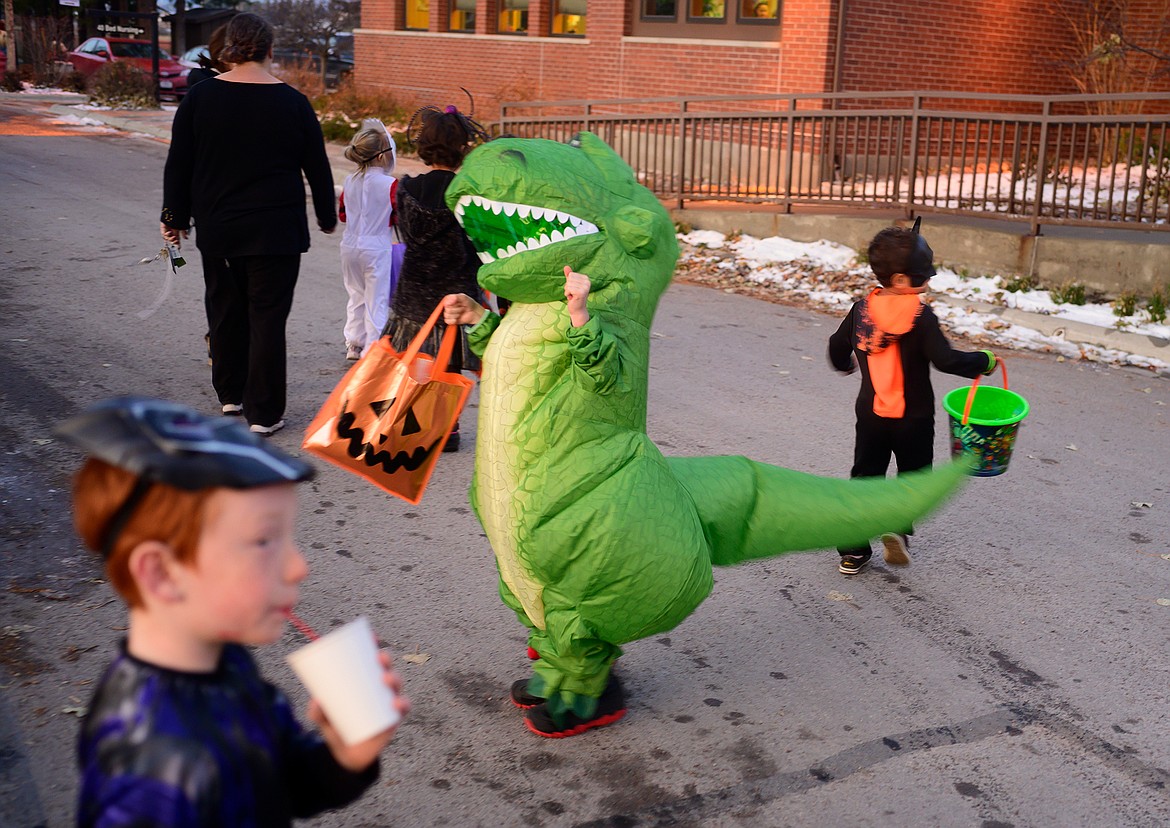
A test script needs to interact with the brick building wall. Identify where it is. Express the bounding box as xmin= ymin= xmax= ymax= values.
xmin=355 ymin=0 xmax=1168 ymax=118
